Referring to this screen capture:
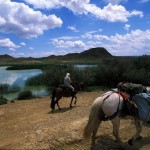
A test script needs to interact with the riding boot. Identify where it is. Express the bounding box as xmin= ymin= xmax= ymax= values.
xmin=71 ymin=90 xmax=75 ymax=95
